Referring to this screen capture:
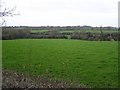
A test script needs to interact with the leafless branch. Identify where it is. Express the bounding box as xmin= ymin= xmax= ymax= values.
xmin=0 ymin=6 xmax=19 ymax=17
xmin=0 ymin=0 xmax=20 ymax=26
